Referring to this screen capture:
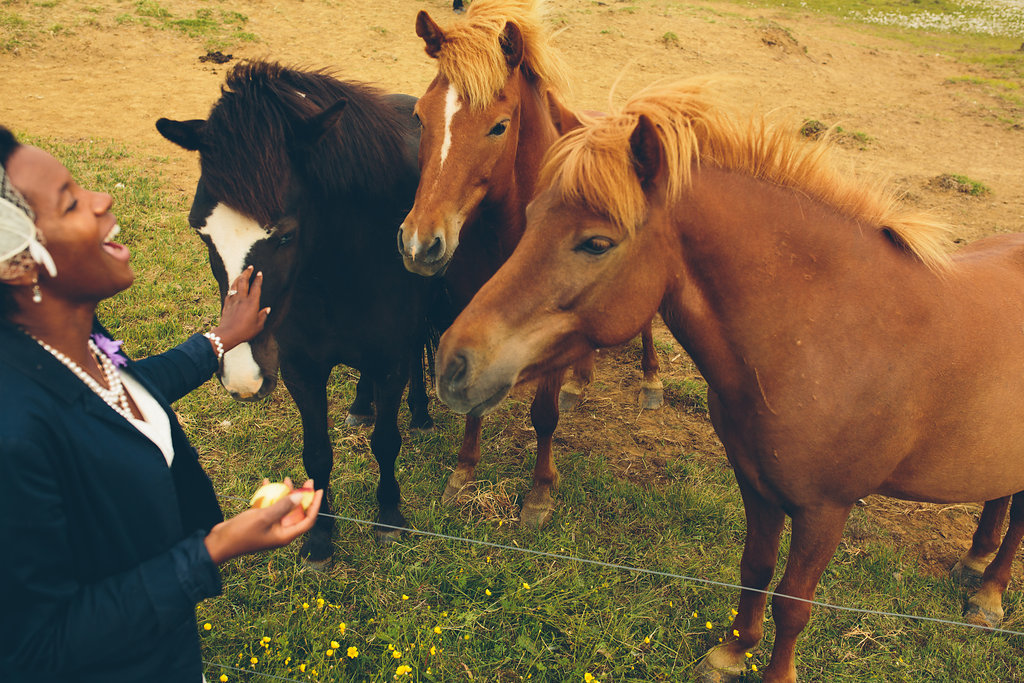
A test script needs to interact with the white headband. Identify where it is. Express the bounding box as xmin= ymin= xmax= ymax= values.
xmin=0 ymin=169 xmax=57 ymax=281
